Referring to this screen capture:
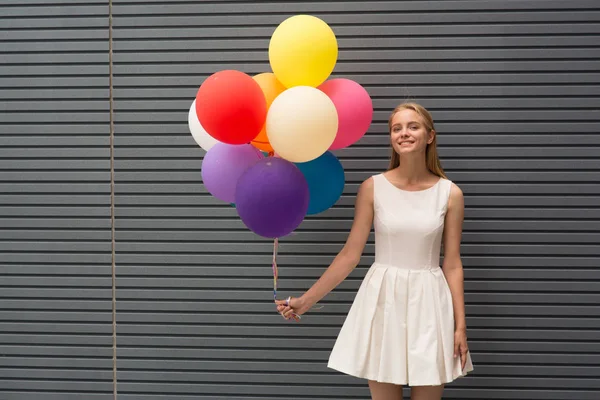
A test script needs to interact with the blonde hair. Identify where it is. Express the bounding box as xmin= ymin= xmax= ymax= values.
xmin=387 ymin=102 xmax=447 ymax=179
